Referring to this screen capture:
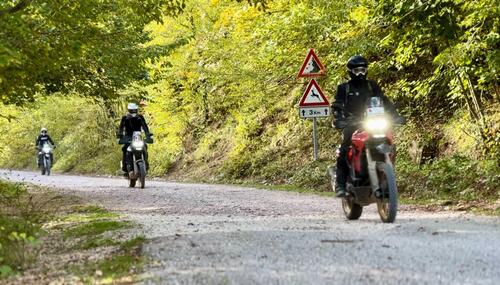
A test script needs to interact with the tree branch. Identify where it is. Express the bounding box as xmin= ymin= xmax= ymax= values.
xmin=0 ymin=114 xmax=17 ymax=122
xmin=0 ymin=0 xmax=34 ymax=17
